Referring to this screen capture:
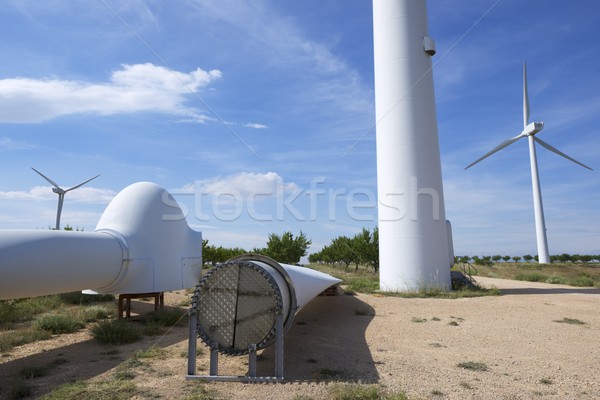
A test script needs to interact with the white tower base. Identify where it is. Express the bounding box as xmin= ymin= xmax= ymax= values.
xmin=373 ymin=0 xmax=452 ymax=291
